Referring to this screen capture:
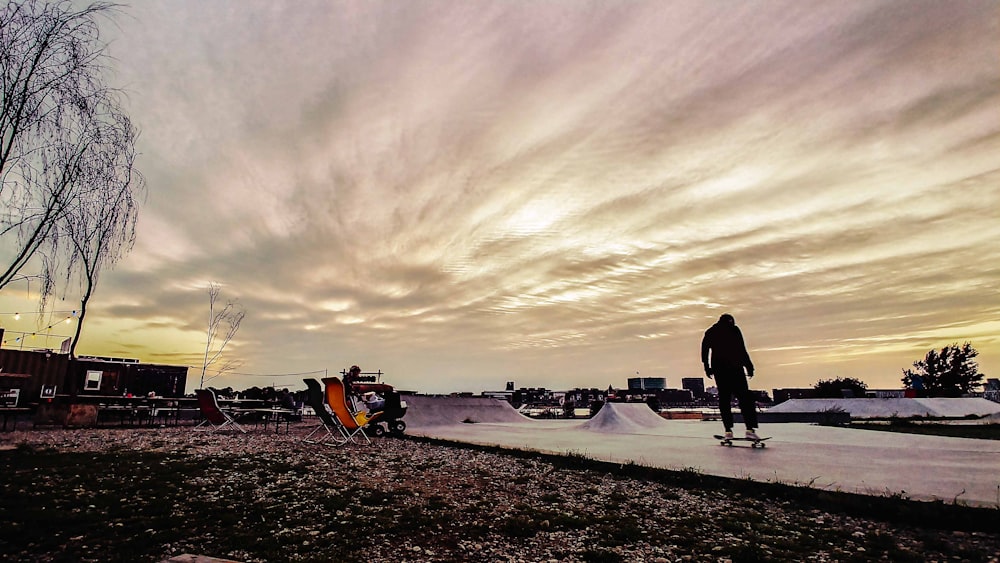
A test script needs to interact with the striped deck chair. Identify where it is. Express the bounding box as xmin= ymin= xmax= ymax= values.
xmin=301 ymin=378 xmax=350 ymax=445
xmin=194 ymin=389 xmax=247 ymax=433
xmin=322 ymin=376 xmax=383 ymax=444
